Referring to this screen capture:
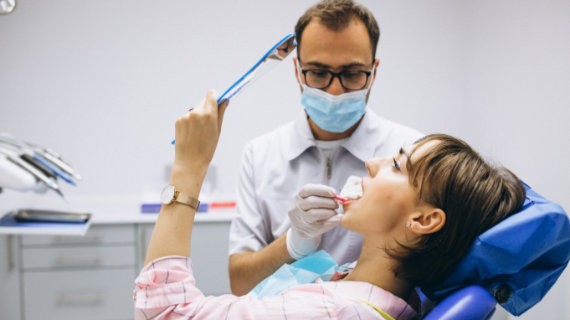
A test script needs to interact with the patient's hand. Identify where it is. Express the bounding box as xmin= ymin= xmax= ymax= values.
xmin=171 ymin=90 xmax=228 ymax=183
